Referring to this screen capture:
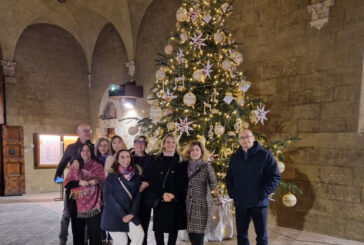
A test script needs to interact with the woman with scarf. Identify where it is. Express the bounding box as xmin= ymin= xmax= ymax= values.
xmin=150 ymin=134 xmax=188 ymax=245
xmin=104 ymin=135 xmax=127 ymax=176
xmin=101 ymin=149 xmax=144 ymax=245
xmin=64 ymin=143 xmax=105 ymax=245
xmin=95 ymin=136 xmax=109 ymax=167
xmin=182 ymin=141 xmax=217 ymax=245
